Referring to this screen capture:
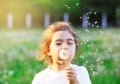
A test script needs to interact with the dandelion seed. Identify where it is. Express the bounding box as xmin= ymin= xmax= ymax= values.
xmin=4 ymin=82 xmax=9 ymax=84
xmin=67 ymin=7 xmax=70 ymax=9
xmin=85 ymin=61 xmax=88 ymax=64
xmin=81 ymin=42 xmax=83 ymax=45
xmin=108 ymin=48 xmax=112 ymax=52
xmin=64 ymin=4 xmax=68 ymax=7
xmin=85 ymin=28 xmax=89 ymax=33
xmin=87 ymin=17 xmax=90 ymax=19
xmin=88 ymin=52 xmax=92 ymax=55
xmin=99 ymin=34 xmax=103 ymax=37
xmin=8 ymin=70 xmax=14 ymax=76
xmin=88 ymin=22 xmax=91 ymax=26
xmin=90 ymin=67 xmax=93 ymax=71
xmin=91 ymin=24 xmax=94 ymax=27
xmin=87 ymin=44 xmax=90 ymax=47
xmin=89 ymin=11 xmax=92 ymax=14
xmin=96 ymin=48 xmax=98 ymax=52
xmin=76 ymin=3 xmax=79 ymax=6
xmin=80 ymin=16 xmax=82 ymax=19
xmin=84 ymin=41 xmax=87 ymax=45
xmin=3 ymin=74 xmax=7 ymax=79
xmin=96 ymin=25 xmax=99 ymax=28
xmin=94 ymin=12 xmax=97 ymax=14
xmin=86 ymin=13 xmax=89 ymax=15
xmin=96 ymin=58 xmax=101 ymax=62
xmin=99 ymin=31 xmax=104 ymax=34
xmin=86 ymin=21 xmax=88 ymax=23
xmin=94 ymin=53 xmax=97 ymax=56
xmin=80 ymin=55 xmax=85 ymax=59
xmin=3 ymin=69 xmax=7 ymax=74
xmin=94 ymin=21 xmax=97 ymax=24
xmin=92 ymin=71 xmax=96 ymax=77
xmin=86 ymin=39 xmax=89 ymax=42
